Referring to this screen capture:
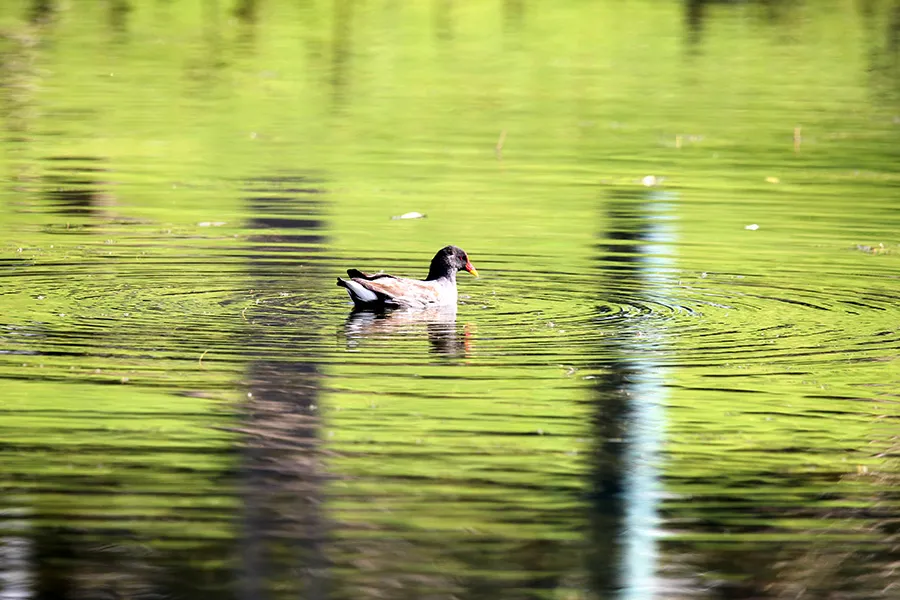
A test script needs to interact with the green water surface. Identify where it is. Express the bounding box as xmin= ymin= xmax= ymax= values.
xmin=1 ymin=1 xmax=898 ymax=599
